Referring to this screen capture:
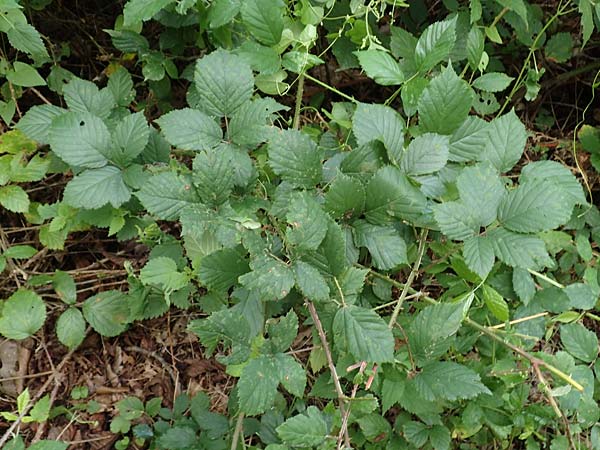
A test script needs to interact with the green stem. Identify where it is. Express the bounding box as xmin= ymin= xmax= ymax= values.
xmin=362 ymin=267 xmax=585 ymax=392
xmin=230 ymin=412 xmax=244 ymax=450
xmin=293 ymin=74 xmax=305 ymax=130
xmin=304 ymin=73 xmax=358 ymax=104
xmin=388 ymin=229 xmax=428 ymax=329
xmin=490 ymin=6 xmax=510 ymax=29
